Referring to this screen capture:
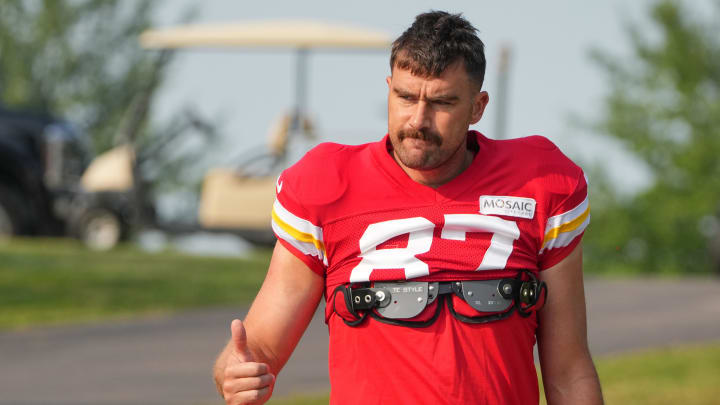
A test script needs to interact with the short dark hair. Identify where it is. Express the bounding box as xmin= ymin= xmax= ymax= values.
xmin=390 ymin=11 xmax=486 ymax=89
